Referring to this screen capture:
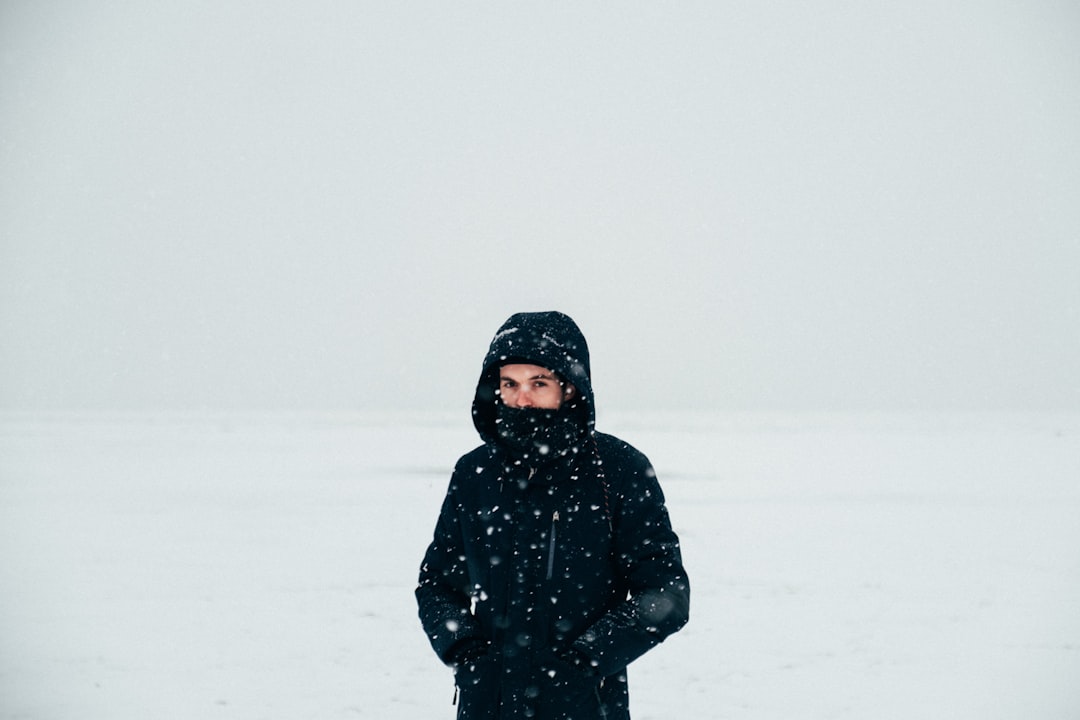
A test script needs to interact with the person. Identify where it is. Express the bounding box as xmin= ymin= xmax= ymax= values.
xmin=416 ymin=311 xmax=690 ymax=720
